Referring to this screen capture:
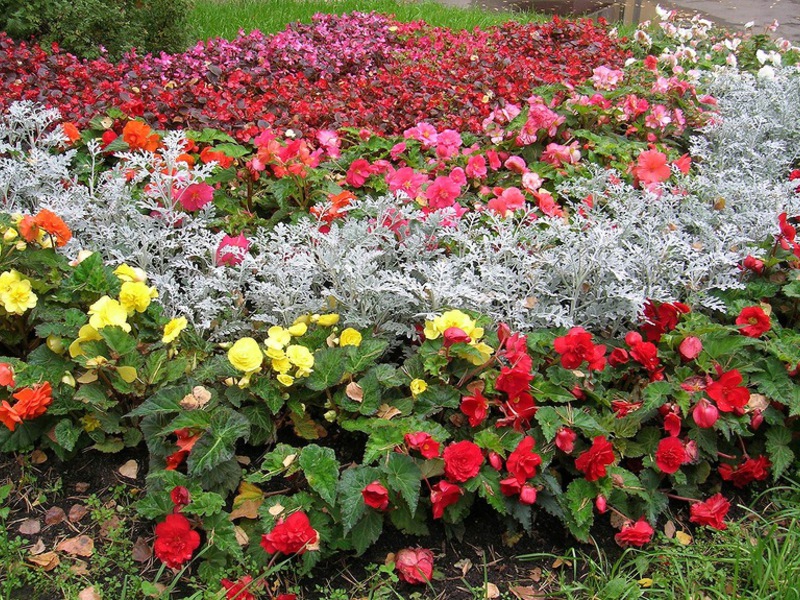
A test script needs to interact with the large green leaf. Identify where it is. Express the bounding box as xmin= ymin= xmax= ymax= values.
xmin=346 ymin=338 xmax=389 ymax=374
xmin=100 ymin=326 xmax=137 ymax=357
xmin=766 ymin=425 xmax=795 ymax=479
xmin=127 ymin=386 xmax=187 ymax=417
xmin=350 ymin=510 xmax=384 ymax=555
xmin=299 ymin=444 xmax=340 ymax=506
xmin=304 ymin=348 xmax=347 ymax=391
xmin=383 ymin=453 xmax=421 ymax=514
xmin=187 ymin=408 xmax=250 ymax=475
xmin=337 ymin=466 xmax=380 ymax=534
